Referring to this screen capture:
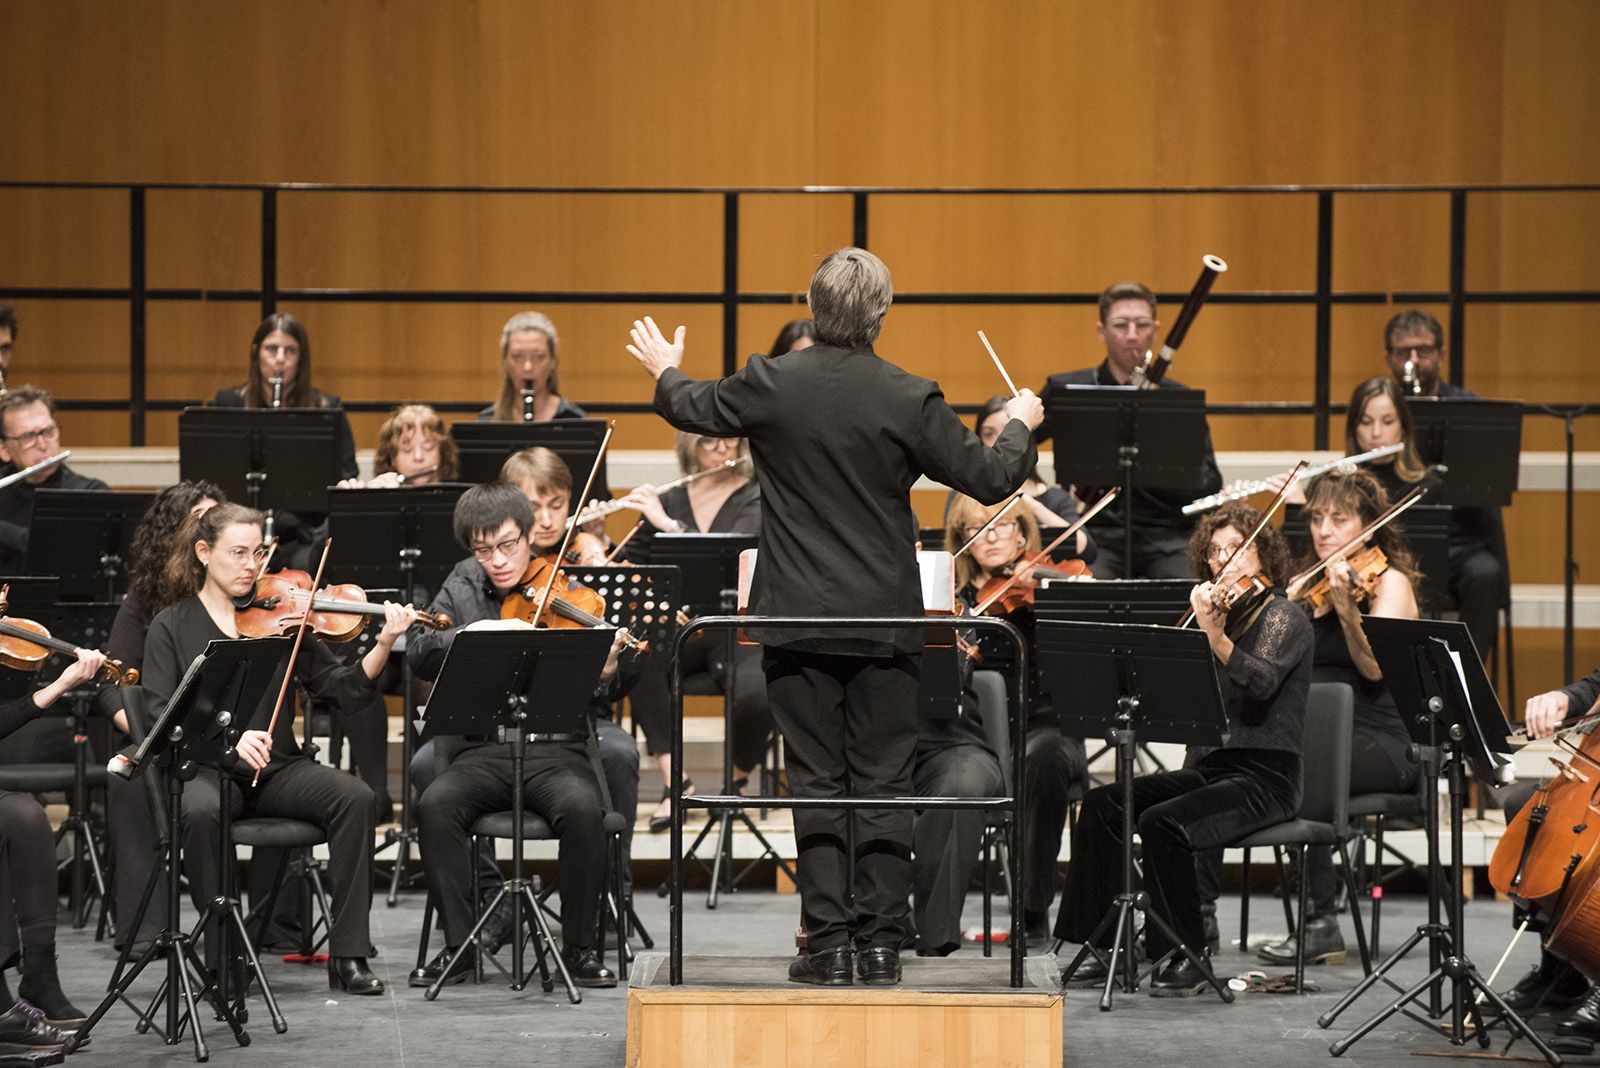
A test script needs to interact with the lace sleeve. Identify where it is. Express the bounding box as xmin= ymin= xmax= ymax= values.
xmin=1226 ymin=598 xmax=1312 ymax=701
